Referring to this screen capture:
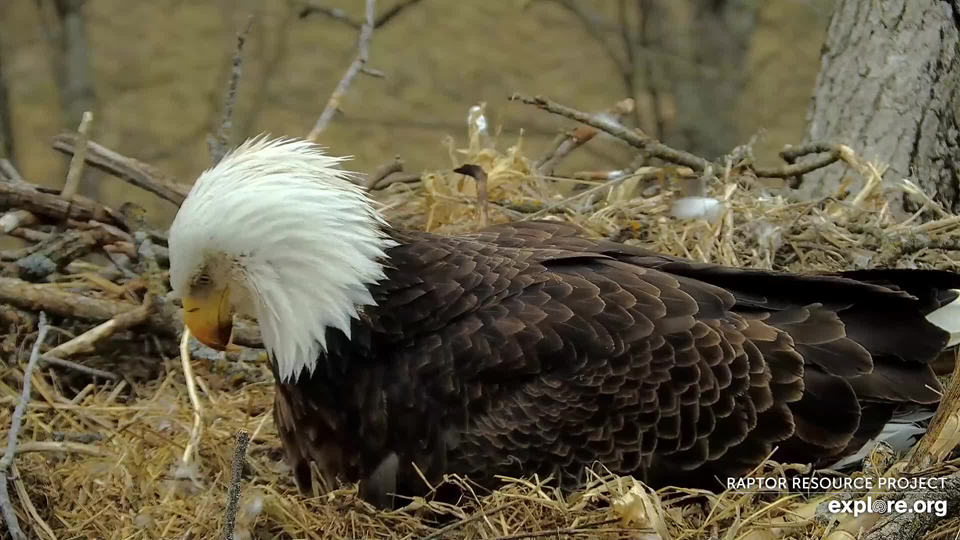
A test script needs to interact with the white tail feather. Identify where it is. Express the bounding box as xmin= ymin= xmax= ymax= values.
xmin=829 ymin=410 xmax=934 ymax=471
xmin=925 ymin=289 xmax=960 ymax=347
